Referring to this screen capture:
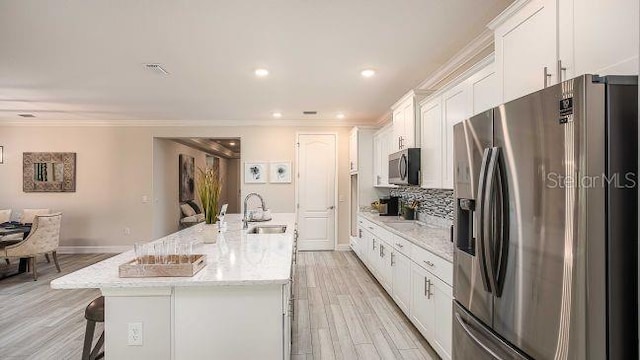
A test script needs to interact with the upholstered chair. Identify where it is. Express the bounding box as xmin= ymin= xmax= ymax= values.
xmin=0 ymin=209 xmax=11 ymax=223
xmin=1 ymin=213 xmax=62 ymax=280
xmin=20 ymin=209 xmax=50 ymax=224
